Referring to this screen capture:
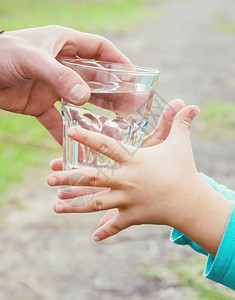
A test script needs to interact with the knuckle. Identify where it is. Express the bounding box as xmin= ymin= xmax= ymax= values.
xmin=91 ymin=198 xmax=103 ymax=211
xmin=102 ymin=37 xmax=113 ymax=47
xmin=96 ymin=35 xmax=110 ymax=45
xmin=88 ymin=174 xmax=99 ymax=186
xmin=100 ymin=142 xmax=112 ymax=155
xmin=101 ymin=227 xmax=110 ymax=238
xmin=95 ymin=35 xmax=115 ymax=56
xmin=55 ymin=67 xmax=71 ymax=82
xmin=110 ymin=223 xmax=121 ymax=234
xmin=180 ymin=118 xmax=191 ymax=129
